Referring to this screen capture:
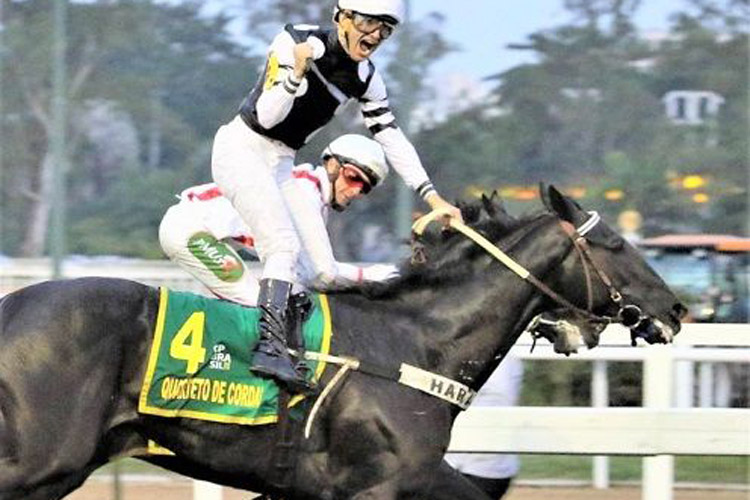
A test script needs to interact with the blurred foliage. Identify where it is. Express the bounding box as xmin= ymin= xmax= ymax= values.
xmin=519 ymin=454 xmax=749 ymax=483
xmin=0 ymin=0 xmax=747 ymax=258
xmin=520 ymin=360 xmax=643 ymax=407
xmin=68 ymin=168 xmax=187 ymax=258
xmin=417 ymin=1 xmax=747 ymax=237
xmin=0 ymin=0 xmax=258 ymax=257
